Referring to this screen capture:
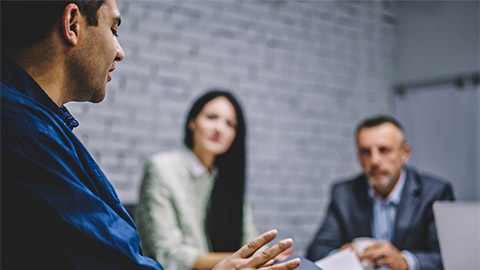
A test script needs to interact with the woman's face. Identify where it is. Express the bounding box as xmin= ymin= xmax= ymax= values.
xmin=189 ymin=96 xmax=237 ymax=157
